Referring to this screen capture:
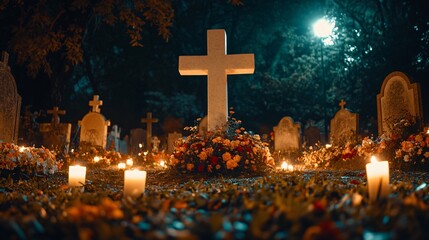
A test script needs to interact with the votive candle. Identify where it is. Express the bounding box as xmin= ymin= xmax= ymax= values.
xmin=124 ymin=170 xmax=147 ymax=197
xmin=366 ymin=156 xmax=389 ymax=202
xmin=68 ymin=165 xmax=87 ymax=187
